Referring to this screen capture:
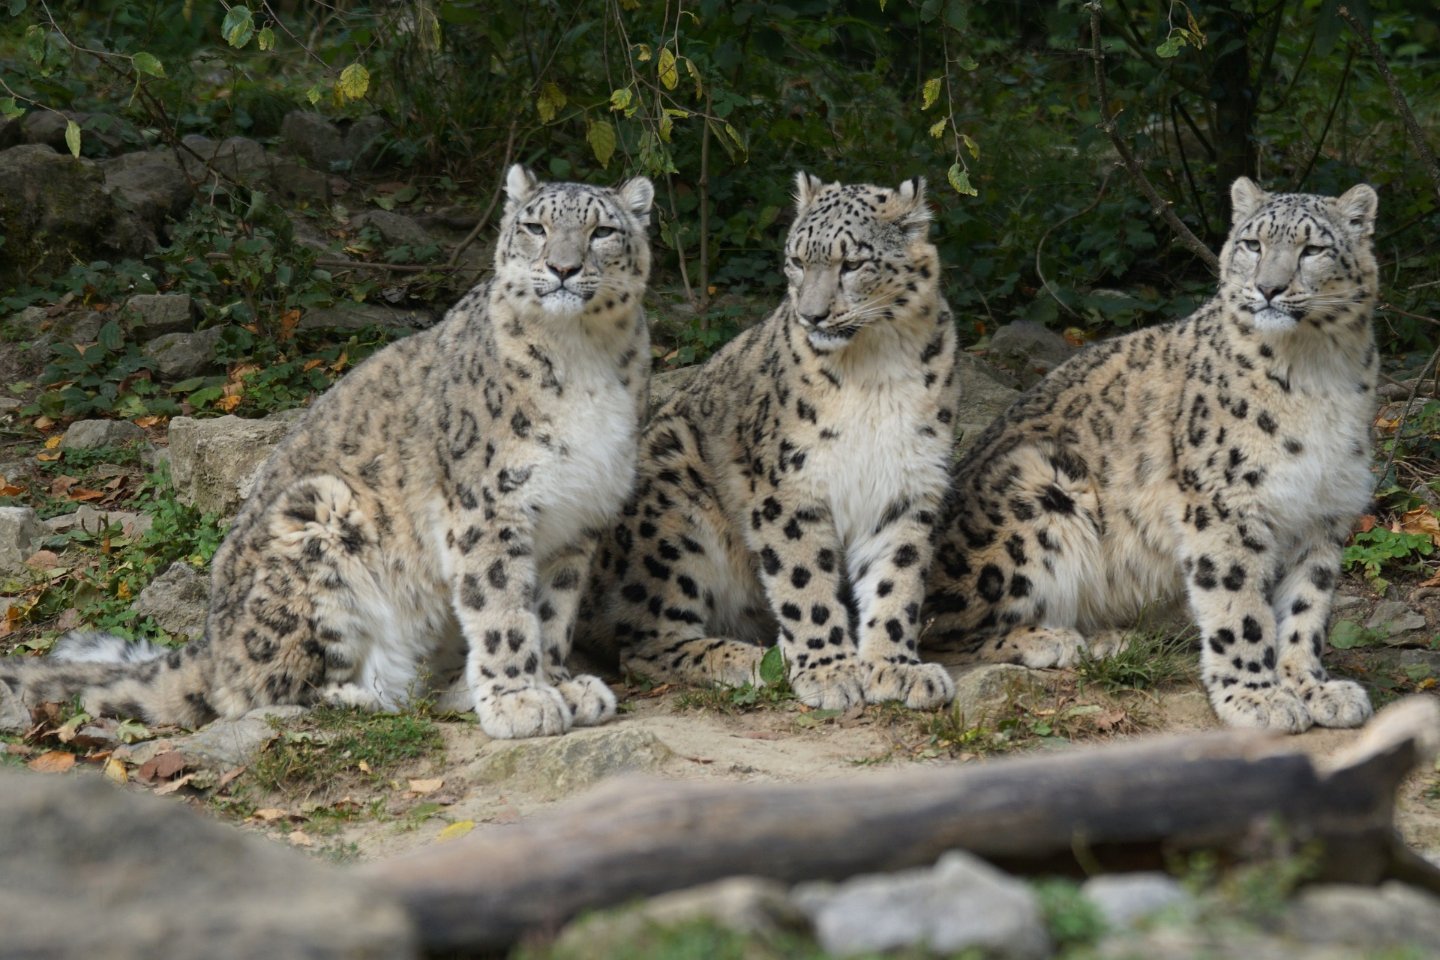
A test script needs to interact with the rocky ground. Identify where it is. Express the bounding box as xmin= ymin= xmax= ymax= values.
xmin=3 ymin=114 xmax=1440 ymax=958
